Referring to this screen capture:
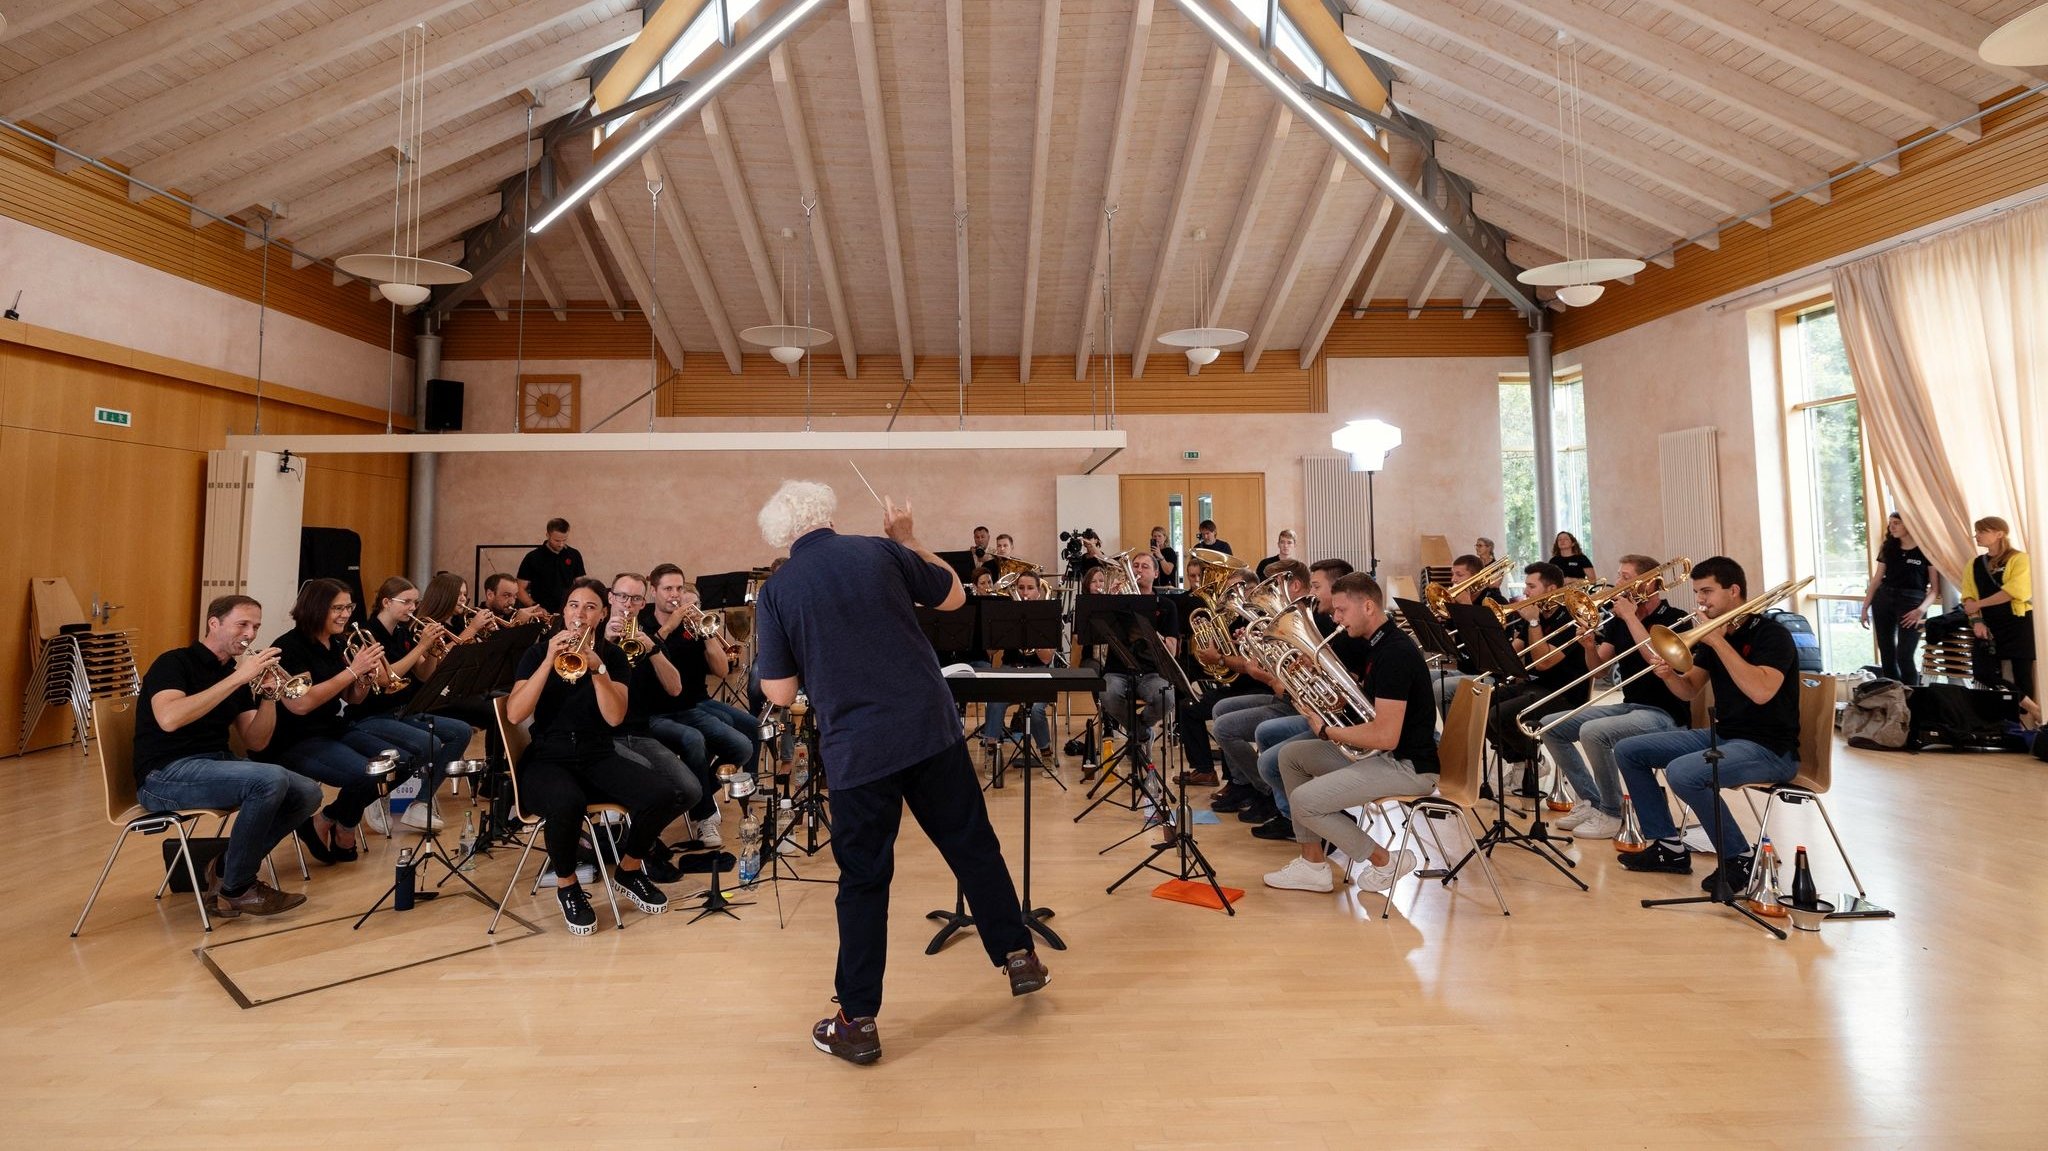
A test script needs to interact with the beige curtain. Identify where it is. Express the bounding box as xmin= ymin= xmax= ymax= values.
xmin=1833 ymin=199 xmax=2048 ymax=695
